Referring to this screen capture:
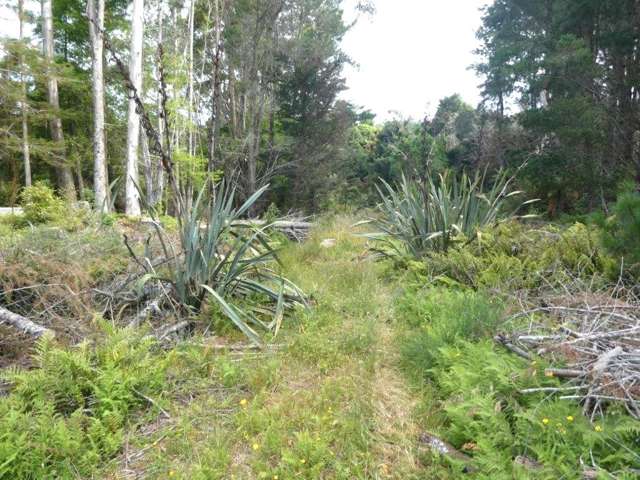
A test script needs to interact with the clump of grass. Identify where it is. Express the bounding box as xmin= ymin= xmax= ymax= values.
xmin=396 ymin=287 xmax=502 ymax=380
xmin=137 ymin=180 xmax=307 ymax=344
